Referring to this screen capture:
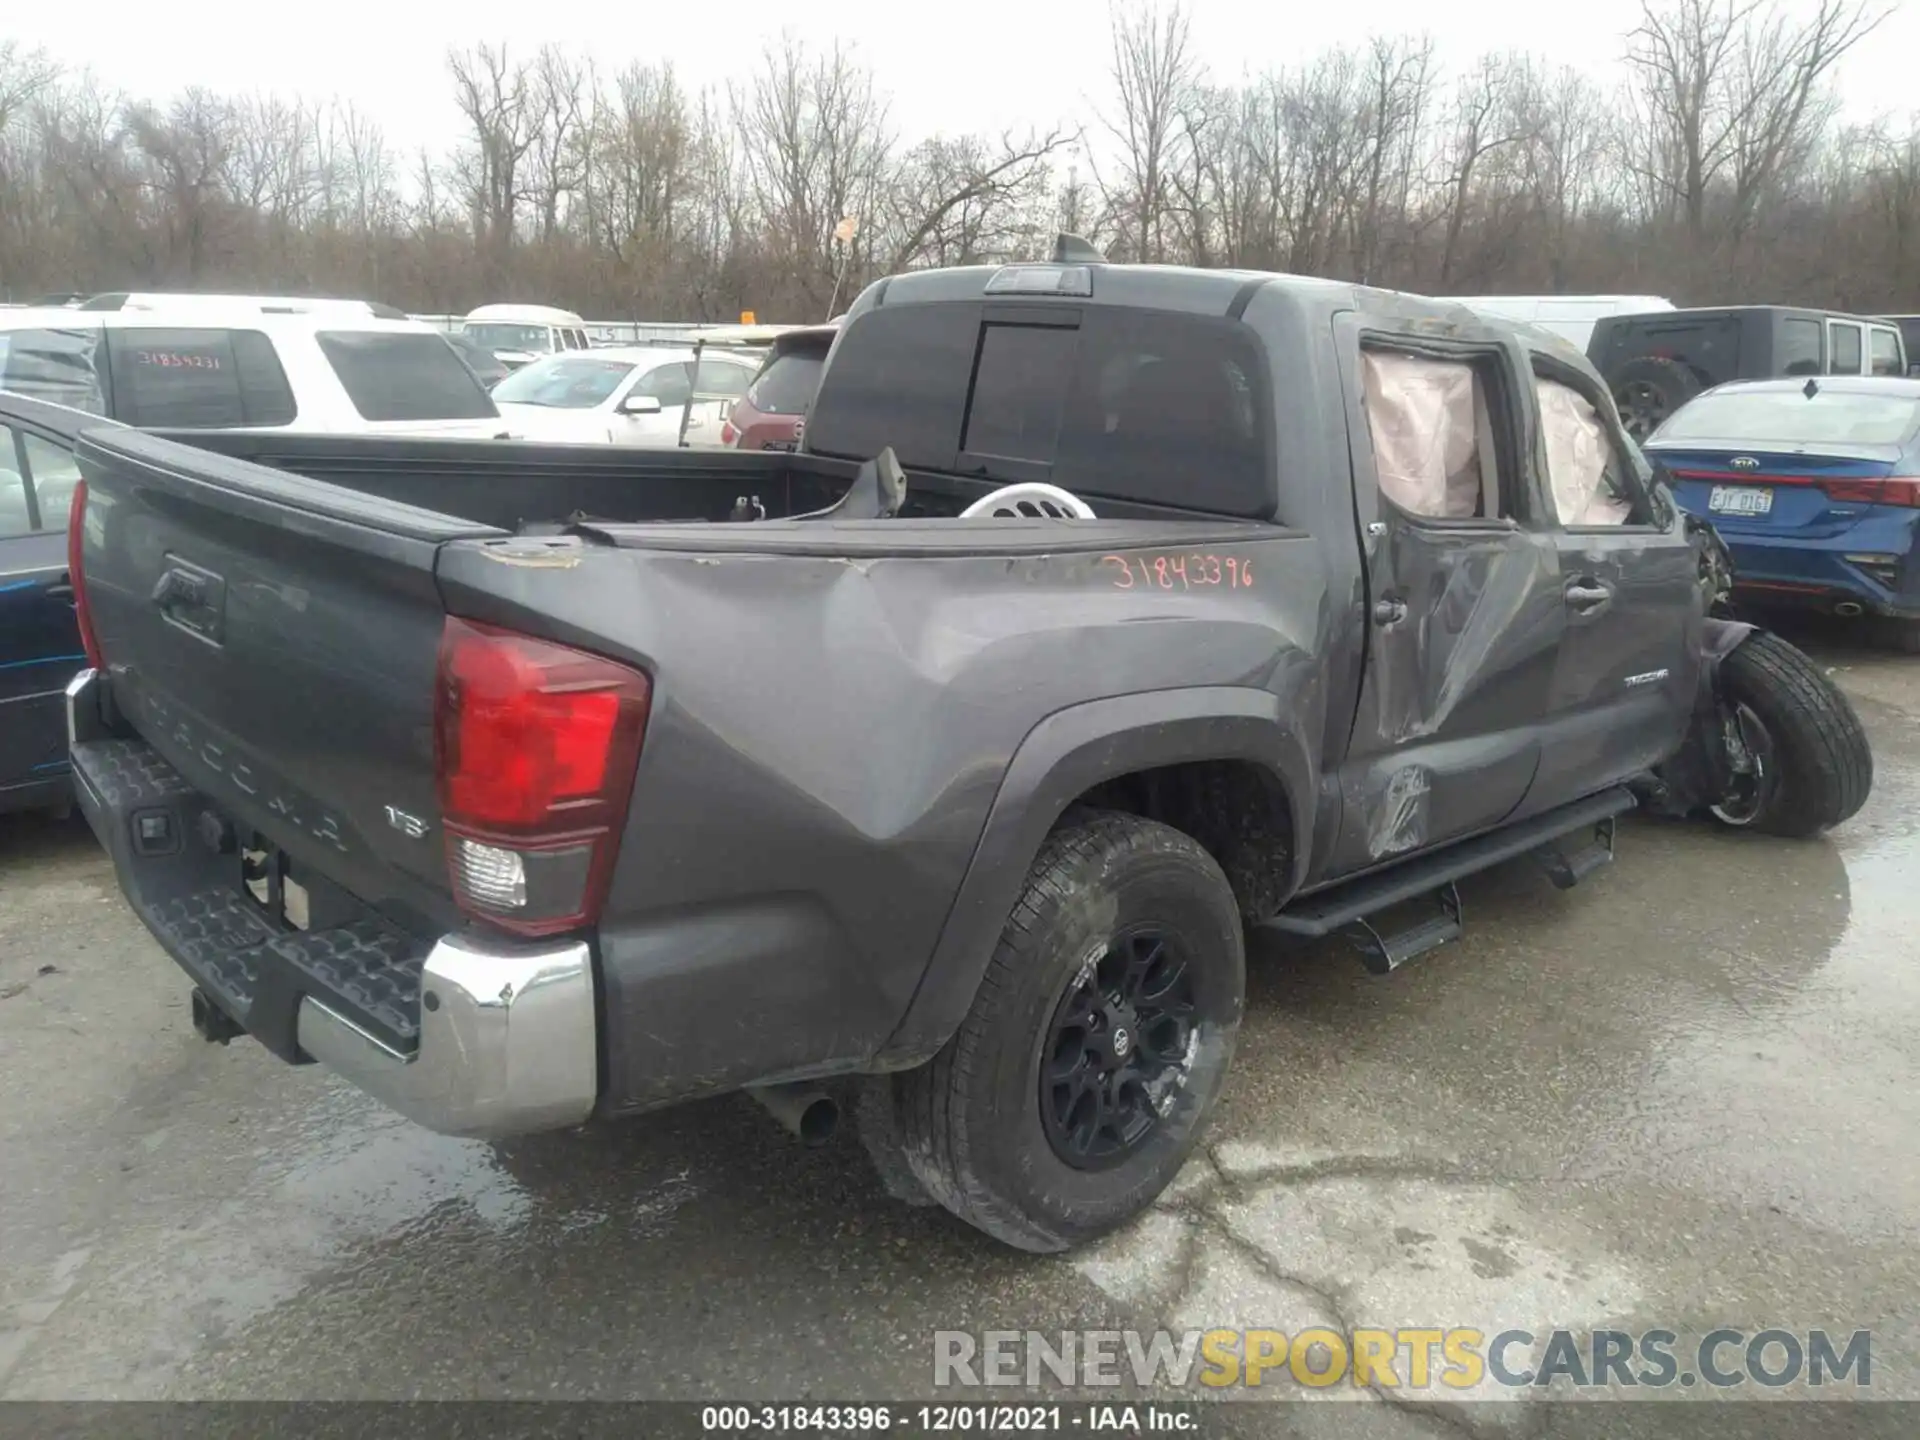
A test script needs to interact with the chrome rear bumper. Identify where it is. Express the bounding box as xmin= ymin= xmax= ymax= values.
xmin=296 ymin=934 xmax=598 ymax=1138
